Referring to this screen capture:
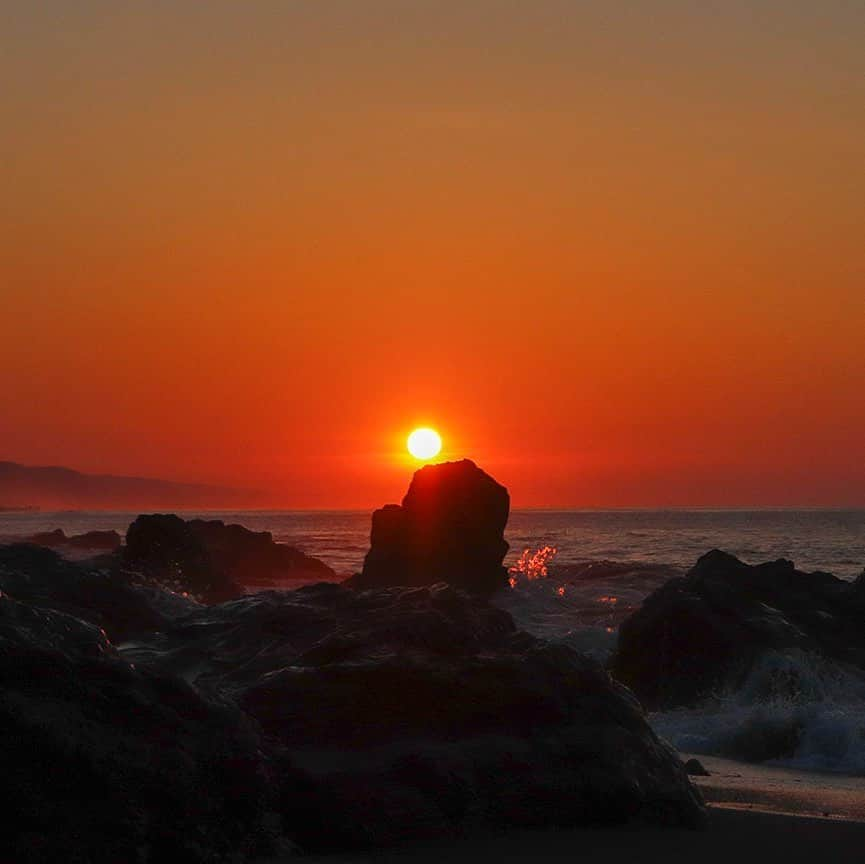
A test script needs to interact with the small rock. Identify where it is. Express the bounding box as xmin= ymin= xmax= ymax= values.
xmin=685 ymin=758 xmax=710 ymax=777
